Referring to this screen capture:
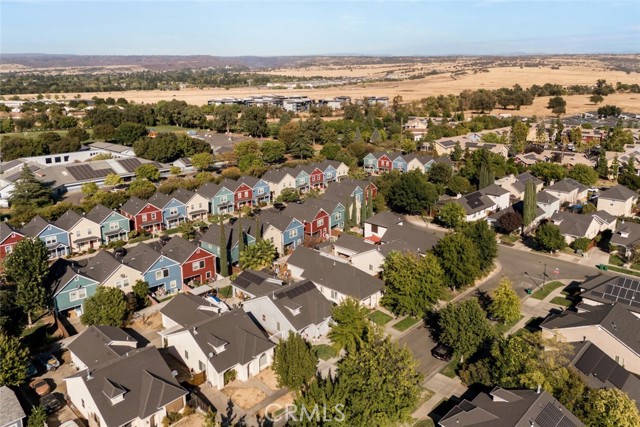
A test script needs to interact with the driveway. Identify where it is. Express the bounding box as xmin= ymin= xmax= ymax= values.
xmin=398 ymin=322 xmax=447 ymax=380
